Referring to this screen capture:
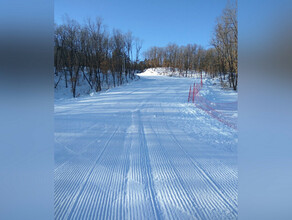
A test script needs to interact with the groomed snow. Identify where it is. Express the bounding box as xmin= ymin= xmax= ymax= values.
xmin=54 ymin=69 xmax=238 ymax=219
xmin=138 ymin=68 xmax=161 ymax=76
